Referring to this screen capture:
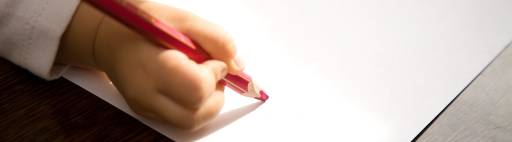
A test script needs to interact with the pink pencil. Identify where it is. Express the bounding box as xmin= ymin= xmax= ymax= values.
xmin=84 ymin=0 xmax=268 ymax=101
